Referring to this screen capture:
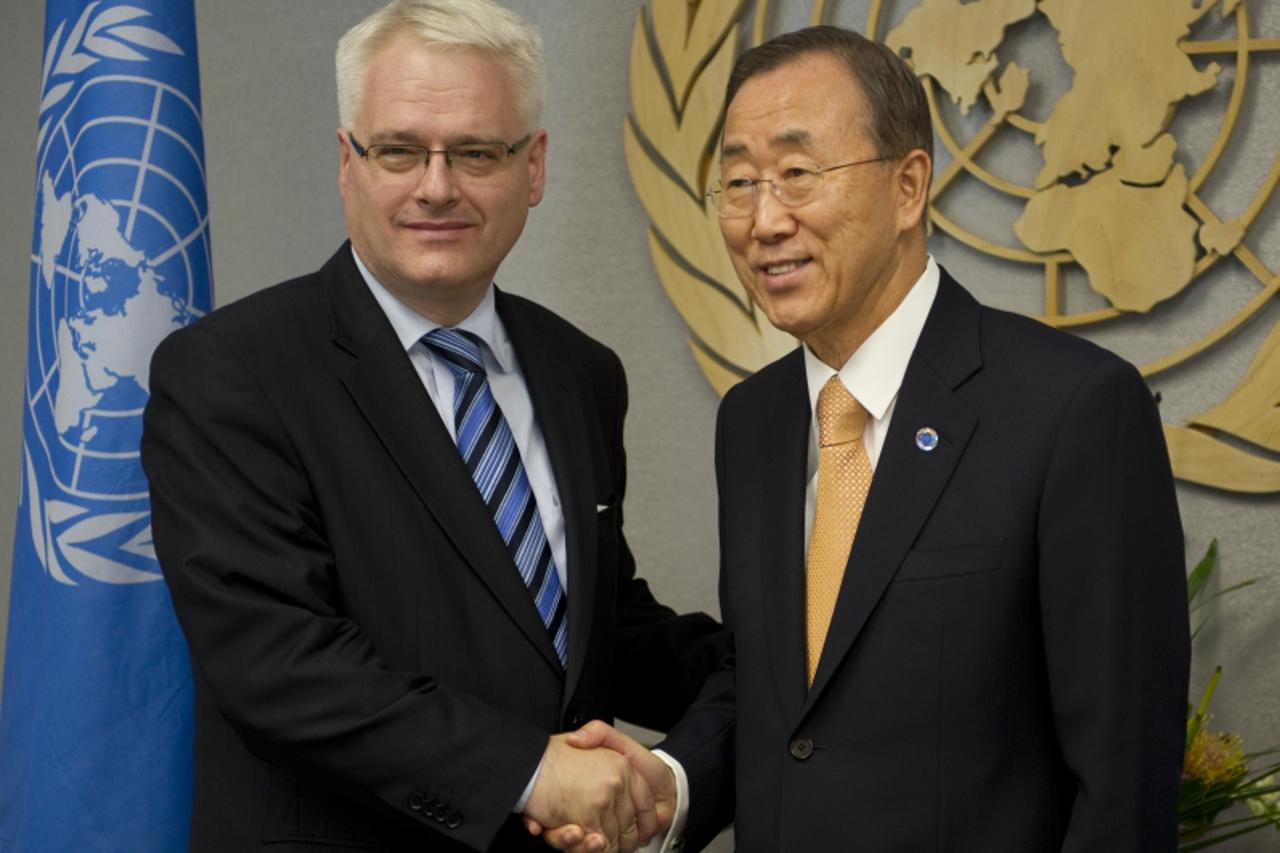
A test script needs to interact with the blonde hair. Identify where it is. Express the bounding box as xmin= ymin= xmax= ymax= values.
xmin=336 ymin=0 xmax=545 ymax=132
